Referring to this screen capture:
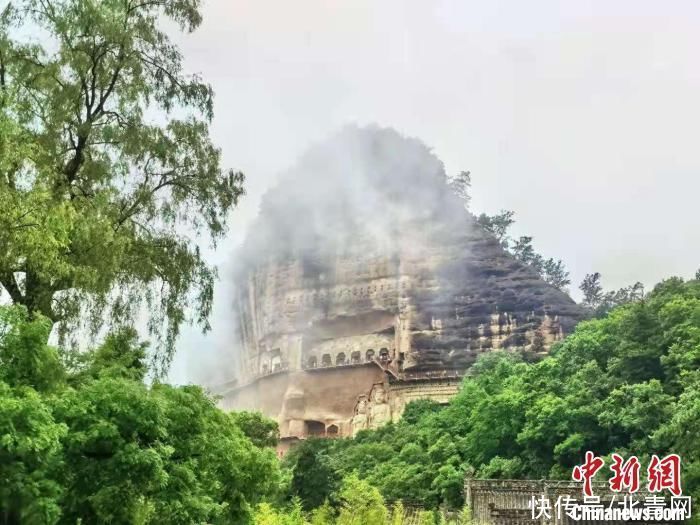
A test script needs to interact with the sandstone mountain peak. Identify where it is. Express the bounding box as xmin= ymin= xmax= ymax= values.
xmin=221 ymin=125 xmax=584 ymax=446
